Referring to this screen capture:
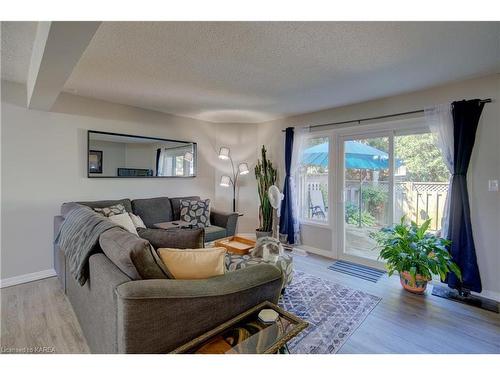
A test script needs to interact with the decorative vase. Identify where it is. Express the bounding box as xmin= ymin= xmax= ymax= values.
xmin=255 ymin=229 xmax=273 ymax=239
xmin=399 ymin=271 xmax=430 ymax=294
